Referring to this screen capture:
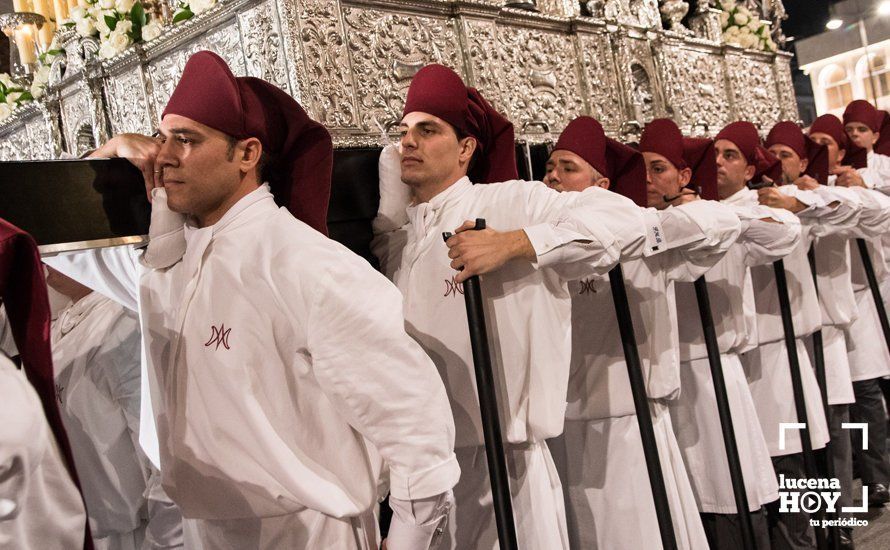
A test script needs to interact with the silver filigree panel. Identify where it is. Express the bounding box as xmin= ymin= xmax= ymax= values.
xmin=656 ymin=44 xmax=731 ymax=133
xmin=342 ymin=7 xmax=463 ymax=132
xmin=576 ymin=32 xmax=624 ymax=131
xmin=60 ymin=87 xmax=94 ymax=157
xmin=290 ymin=0 xmax=357 ymax=128
xmin=773 ymin=55 xmax=799 ymax=121
xmin=460 ymin=18 xmax=504 ymax=114
xmin=26 ymin=116 xmax=55 ymax=159
xmin=617 ymin=0 xmax=662 ymax=29
xmin=0 ymin=126 xmax=31 ymax=160
xmin=616 ymin=35 xmax=665 ymax=123
xmin=106 ymin=66 xmax=154 ymax=136
xmin=487 ymin=25 xmax=586 ymax=133
xmin=725 ymin=53 xmax=781 ymax=129
xmin=238 ymin=0 xmax=291 ymax=95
